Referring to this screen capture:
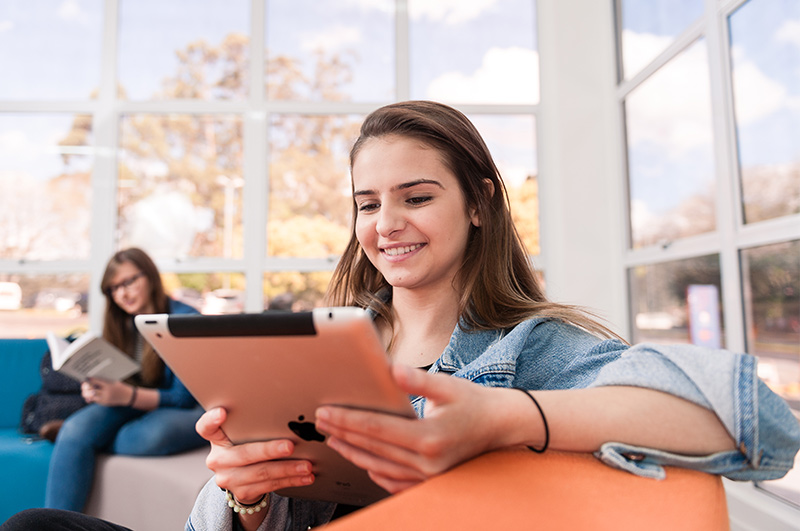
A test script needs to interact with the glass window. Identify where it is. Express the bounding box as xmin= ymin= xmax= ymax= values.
xmin=742 ymin=240 xmax=799 ymax=411
xmin=0 ymin=274 xmax=89 ymax=339
xmin=729 ymin=0 xmax=800 ymax=224
xmin=619 ymin=0 xmax=800 ymax=510
xmin=266 ymin=0 xmax=394 ymax=102
xmin=470 ymin=114 xmax=539 ymax=254
xmin=617 ymin=0 xmax=704 ymax=80
xmin=624 ymin=40 xmax=716 ymax=249
xmin=118 ymin=0 xmax=250 ymax=100
xmin=0 ymin=113 xmax=93 ymax=261
xmin=267 ymin=114 xmax=360 ymax=259
xmin=265 ymin=113 xmax=539 ymax=259
xmin=742 ymin=239 xmax=800 ymax=505
xmin=0 ymin=0 xmax=103 ymax=100
xmin=167 ymin=272 xmax=245 ymax=315
xmin=628 ymin=255 xmax=723 ymax=346
xmin=117 ymin=114 xmax=244 ymax=261
xmin=409 ymin=0 xmax=538 ymax=104
xmin=263 ymin=271 xmax=334 ymax=311
xmin=0 ymin=2 xmax=539 ymax=341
